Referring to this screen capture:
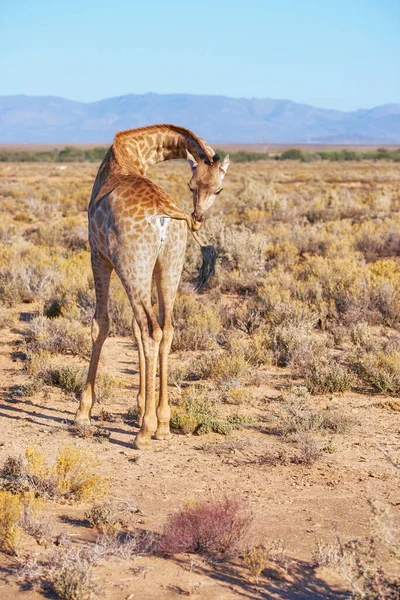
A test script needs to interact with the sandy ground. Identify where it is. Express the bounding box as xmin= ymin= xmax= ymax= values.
xmin=0 ymin=310 xmax=399 ymax=599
